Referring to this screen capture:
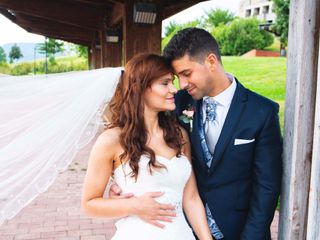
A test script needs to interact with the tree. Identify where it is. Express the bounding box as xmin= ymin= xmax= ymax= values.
xmin=162 ymin=20 xmax=201 ymax=50
xmin=0 ymin=47 xmax=7 ymax=64
xmin=75 ymin=44 xmax=88 ymax=58
xmin=212 ymin=18 xmax=274 ymax=55
xmin=38 ymin=38 xmax=64 ymax=64
xmin=272 ymin=0 xmax=290 ymax=48
xmin=204 ymin=8 xmax=235 ymax=31
xmin=9 ymin=44 xmax=23 ymax=63
xmin=164 ymin=21 xmax=180 ymax=38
